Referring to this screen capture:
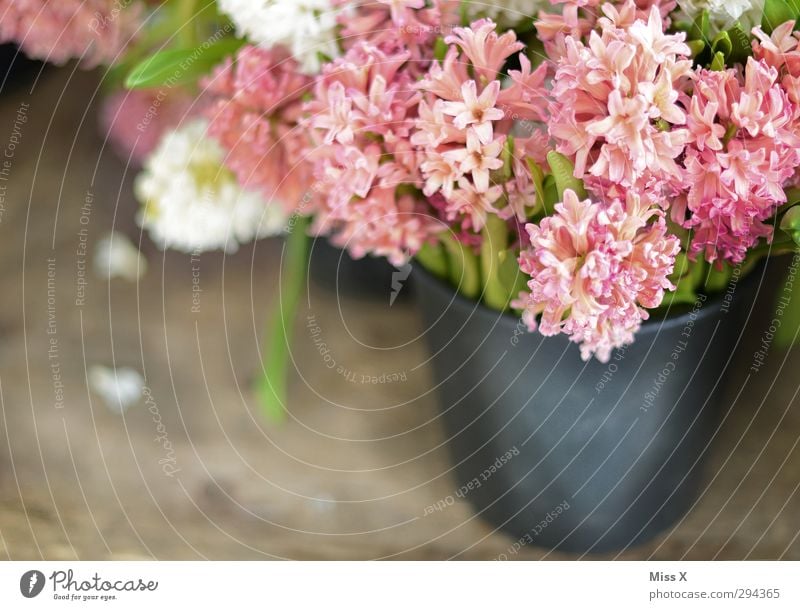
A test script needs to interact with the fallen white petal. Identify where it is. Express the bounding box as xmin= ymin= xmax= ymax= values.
xmin=88 ymin=365 xmax=144 ymax=413
xmin=94 ymin=231 xmax=147 ymax=281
